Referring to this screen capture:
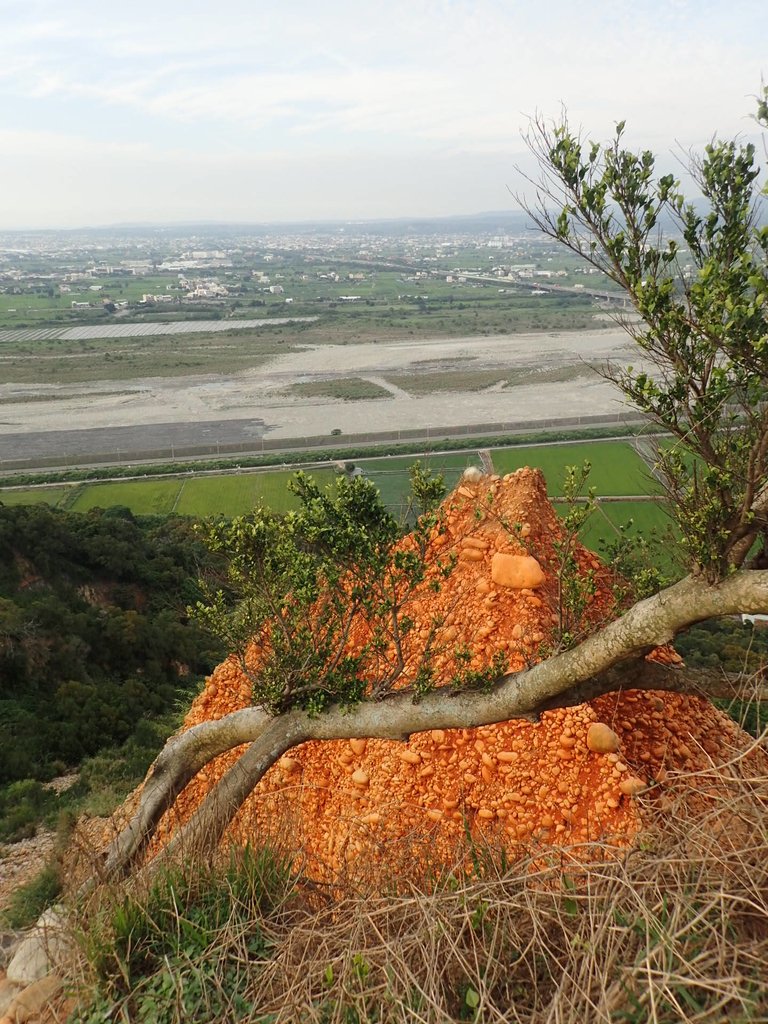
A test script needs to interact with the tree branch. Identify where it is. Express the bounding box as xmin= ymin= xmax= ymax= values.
xmin=95 ymin=569 xmax=768 ymax=882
